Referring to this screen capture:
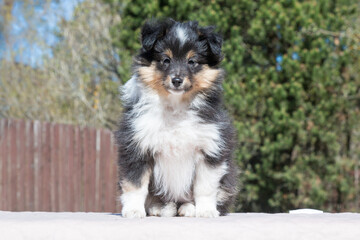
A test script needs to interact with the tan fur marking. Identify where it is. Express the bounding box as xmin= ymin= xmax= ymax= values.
xmin=186 ymin=50 xmax=196 ymax=59
xmin=182 ymin=76 xmax=192 ymax=90
xmin=121 ymin=180 xmax=137 ymax=193
xmin=121 ymin=169 xmax=151 ymax=193
xmin=182 ymin=65 xmax=220 ymax=102
xmin=164 ymin=49 xmax=173 ymax=58
xmin=193 ymin=65 xmax=220 ymax=90
xmin=179 ymin=66 xmax=219 ymax=103
xmin=138 ymin=63 xmax=169 ymax=97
